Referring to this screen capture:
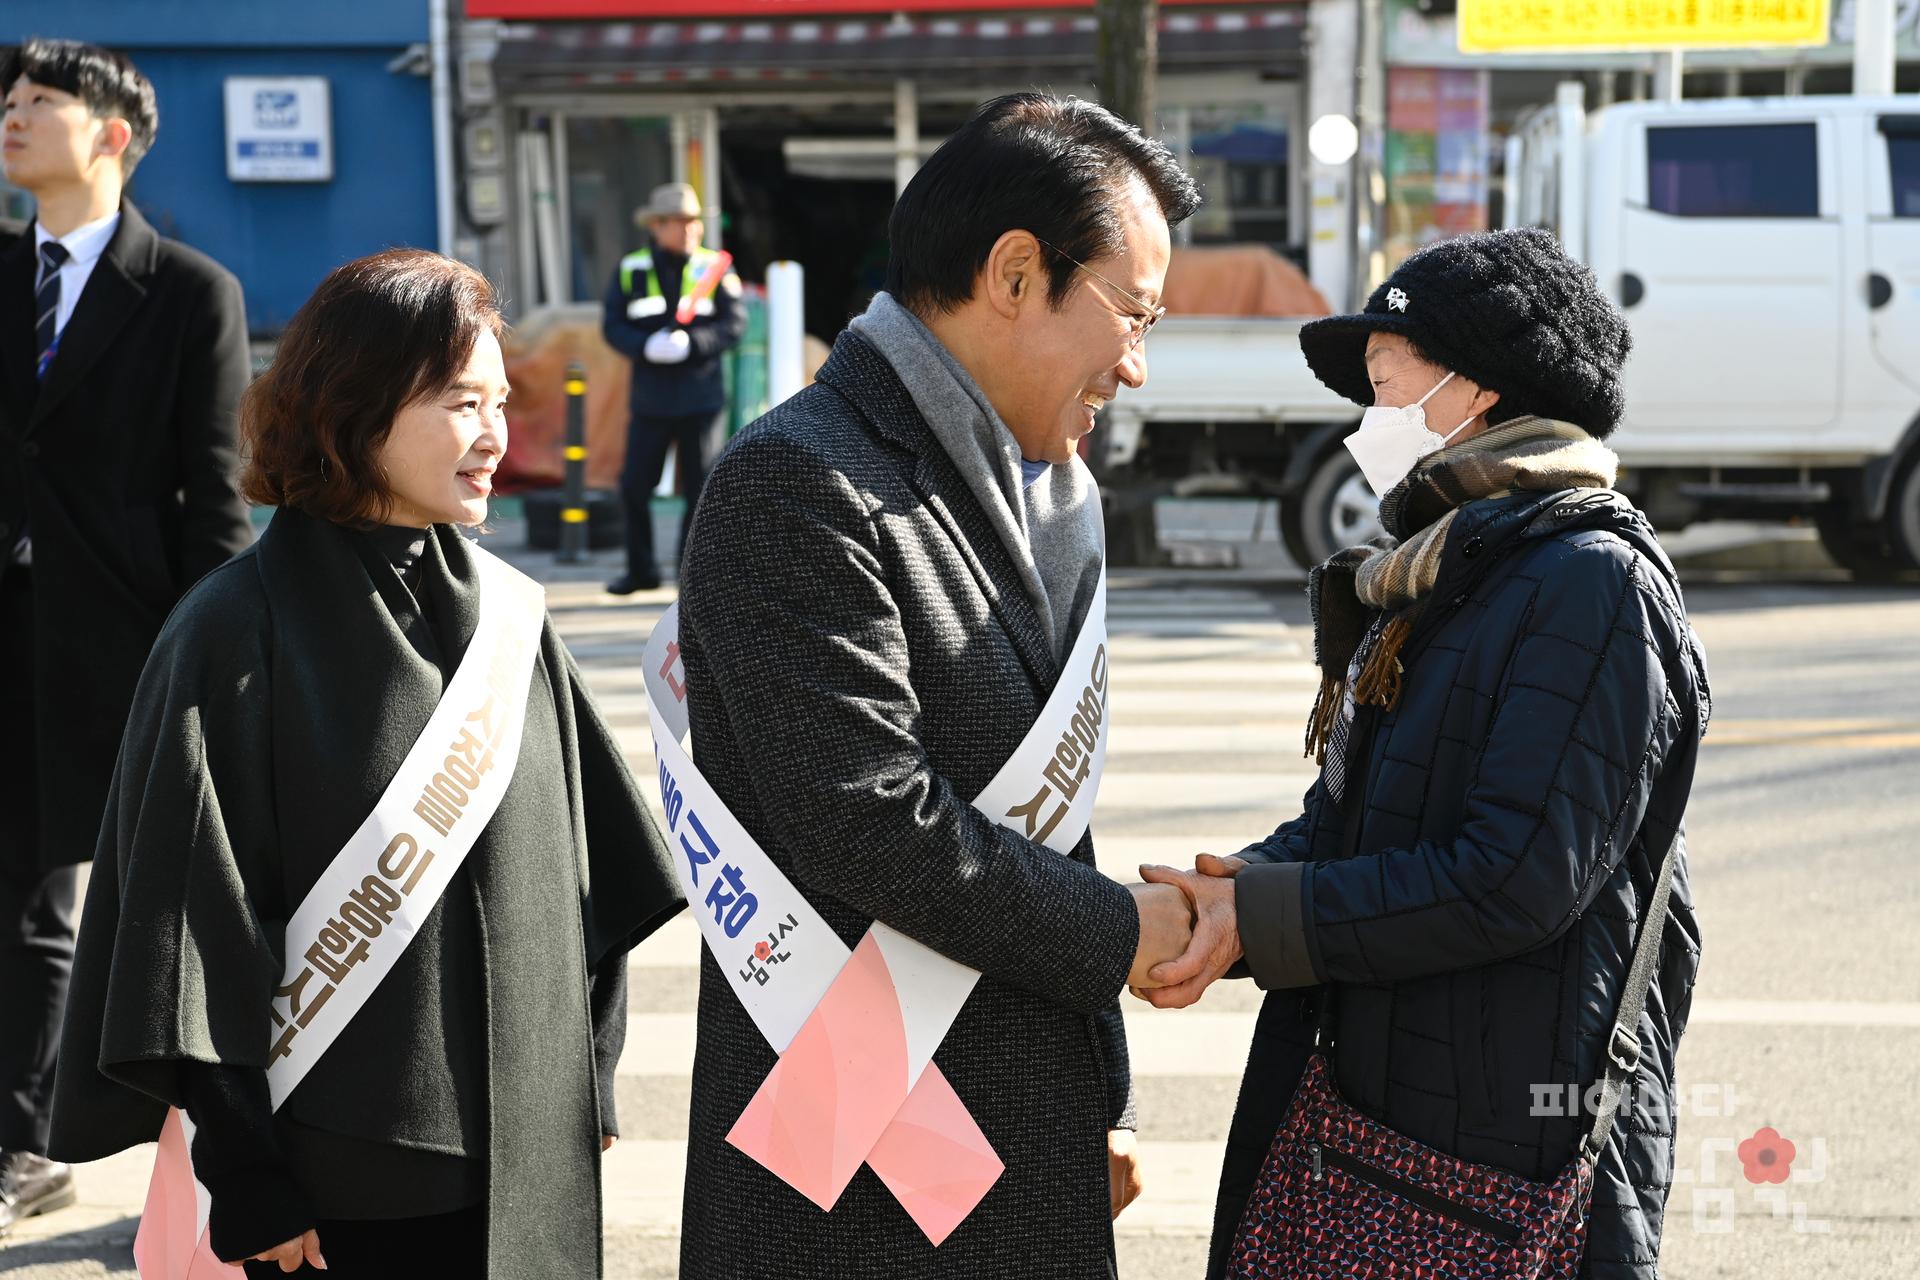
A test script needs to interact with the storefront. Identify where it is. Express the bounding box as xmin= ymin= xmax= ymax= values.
xmin=455 ymin=1 xmax=1314 ymax=337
